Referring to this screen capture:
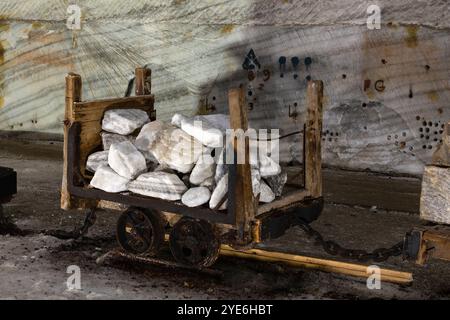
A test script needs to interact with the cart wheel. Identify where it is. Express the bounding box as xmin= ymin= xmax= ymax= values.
xmin=116 ymin=207 xmax=165 ymax=255
xmin=169 ymin=217 xmax=220 ymax=268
